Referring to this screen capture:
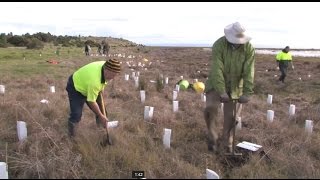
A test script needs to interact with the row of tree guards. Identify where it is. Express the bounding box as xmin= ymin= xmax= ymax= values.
xmin=0 ymin=85 xmax=55 ymax=94
xmin=0 ymin=70 xmax=315 ymax=179
xmin=0 ymin=73 xmax=315 ymax=147
xmin=267 ymin=94 xmax=313 ymax=134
